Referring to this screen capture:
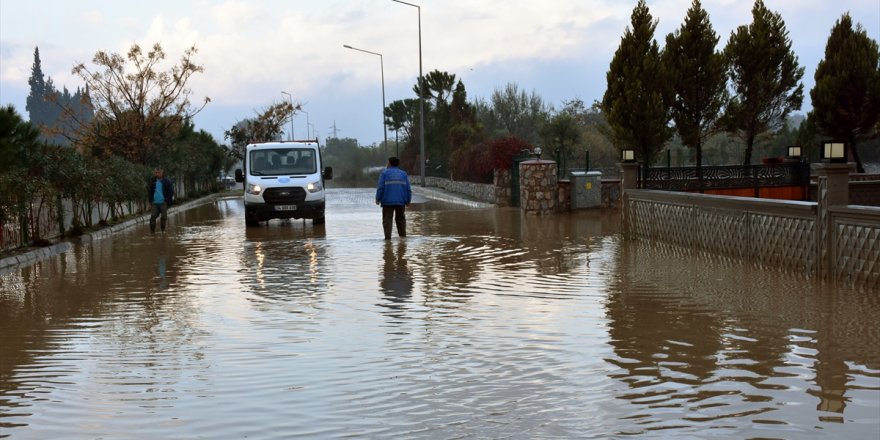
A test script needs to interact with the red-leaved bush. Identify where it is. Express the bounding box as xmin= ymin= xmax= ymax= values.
xmin=449 ymin=142 xmax=493 ymax=183
xmin=491 ymin=136 xmax=532 ymax=171
xmin=448 ymin=136 xmax=533 ymax=183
